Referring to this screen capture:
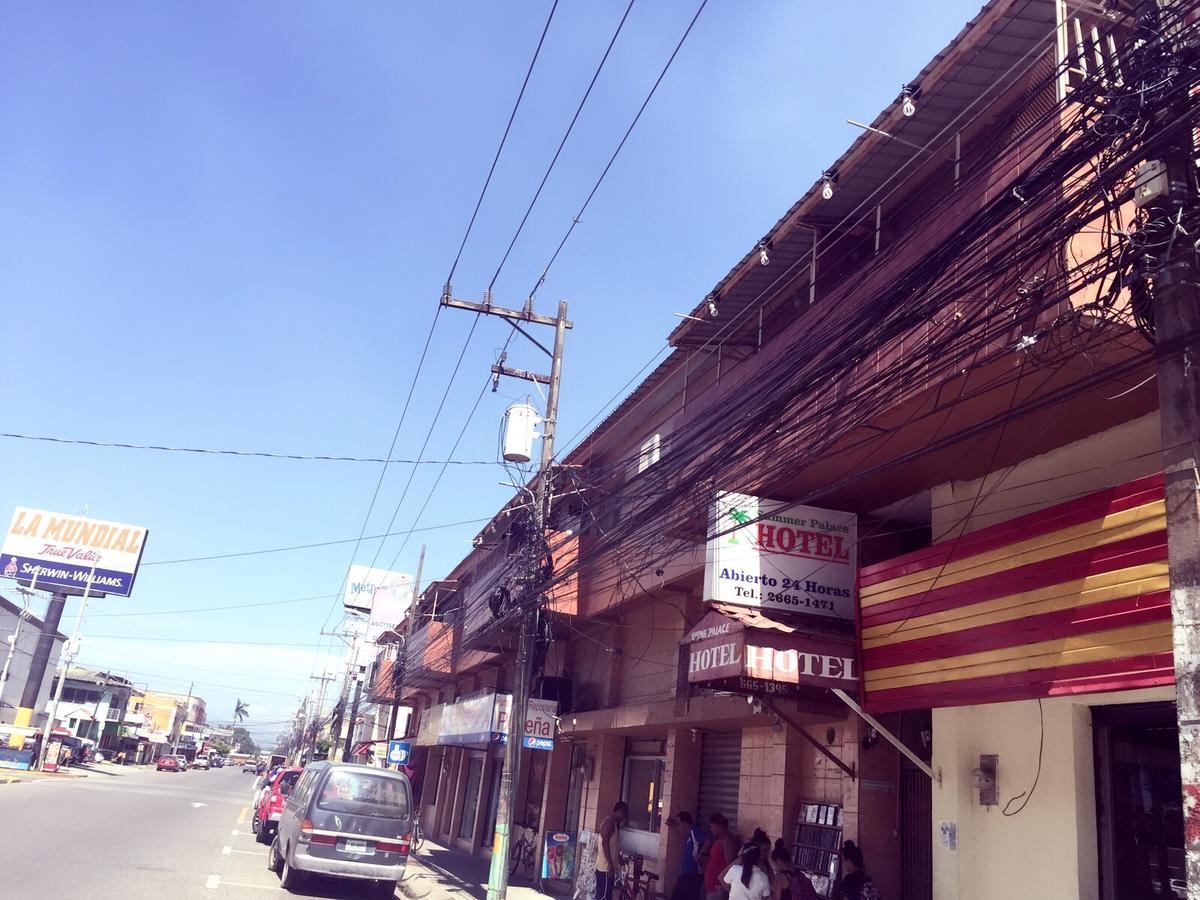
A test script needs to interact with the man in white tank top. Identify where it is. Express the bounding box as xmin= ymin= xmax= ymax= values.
xmin=595 ymin=801 xmax=629 ymax=900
